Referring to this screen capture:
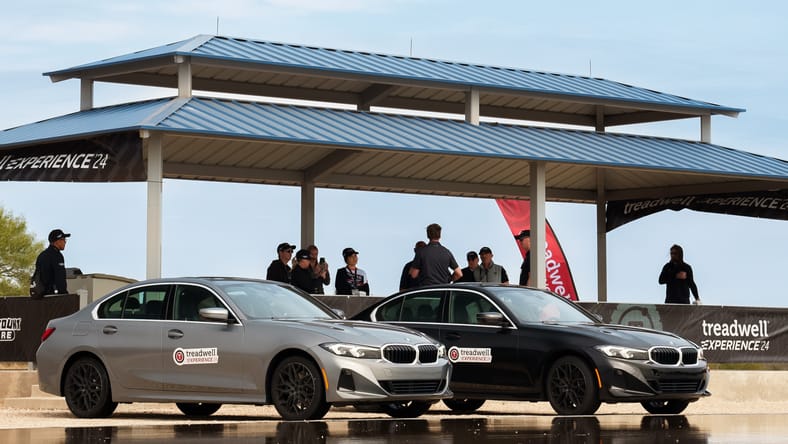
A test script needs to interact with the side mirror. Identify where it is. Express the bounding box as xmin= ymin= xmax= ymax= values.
xmin=199 ymin=307 xmax=230 ymax=322
xmin=332 ymin=308 xmax=347 ymax=319
xmin=476 ymin=312 xmax=508 ymax=327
